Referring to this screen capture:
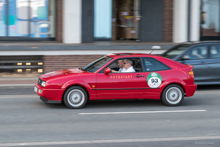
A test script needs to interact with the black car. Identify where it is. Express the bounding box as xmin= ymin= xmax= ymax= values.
xmin=161 ymin=41 xmax=220 ymax=85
